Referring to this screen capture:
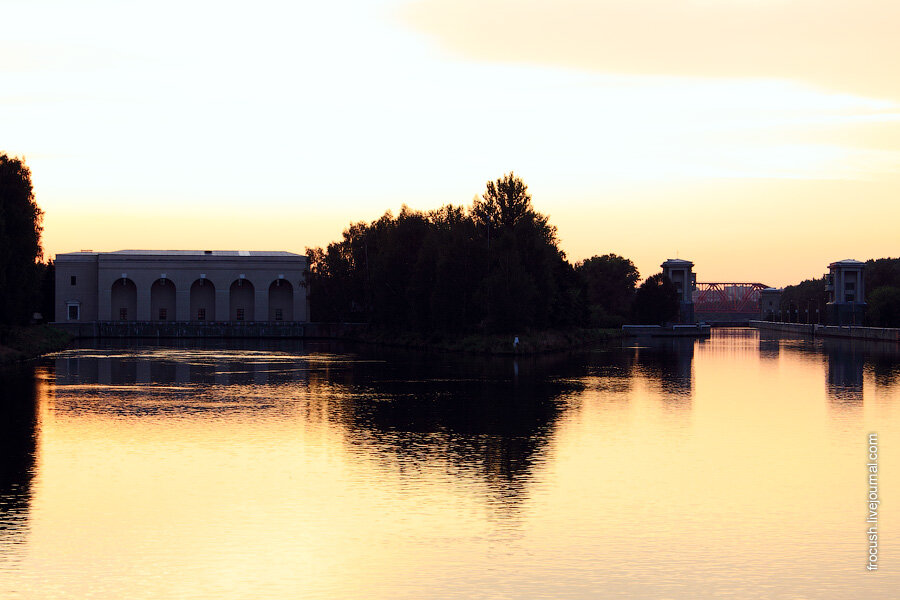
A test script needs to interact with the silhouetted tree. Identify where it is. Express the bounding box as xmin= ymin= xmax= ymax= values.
xmin=633 ymin=273 xmax=679 ymax=325
xmin=576 ymin=254 xmax=639 ymax=327
xmin=775 ymin=257 xmax=900 ymax=325
xmin=867 ymin=286 xmax=900 ymax=327
xmin=470 ymin=173 xmax=571 ymax=331
xmin=865 ymin=258 xmax=900 ymax=292
xmin=472 ymin=172 xmax=537 ymax=237
xmin=38 ymin=260 xmax=54 ymax=322
xmin=305 ymin=173 xmax=589 ymax=333
xmin=0 ymin=154 xmax=44 ymax=327
xmin=780 ymin=277 xmax=827 ymax=323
